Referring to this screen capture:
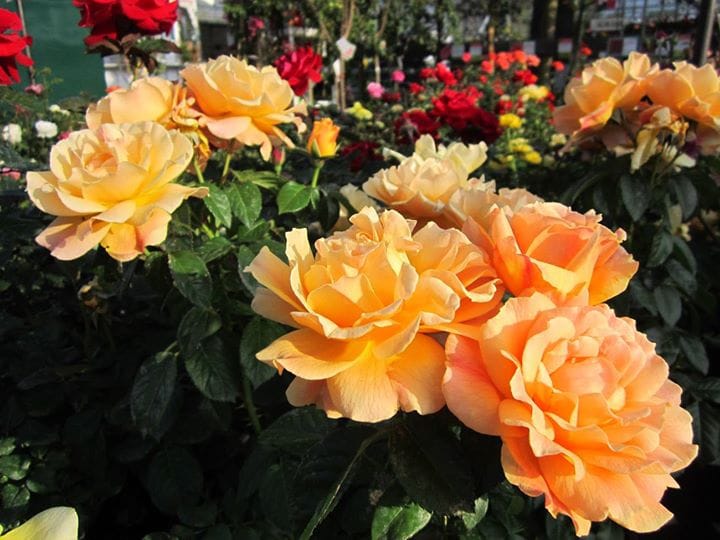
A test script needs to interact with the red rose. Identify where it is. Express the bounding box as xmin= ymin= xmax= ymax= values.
xmin=435 ymin=62 xmax=457 ymax=85
xmin=513 ymin=68 xmax=538 ymax=85
xmin=121 ymin=0 xmax=178 ymax=35
xmin=73 ymin=0 xmax=177 ymax=47
xmin=408 ymin=82 xmax=425 ymax=95
xmin=394 ymin=109 xmax=440 ymax=145
xmin=461 ymin=51 xmax=472 ymax=63
xmin=0 ymin=8 xmax=32 ymax=86
xmin=419 ymin=67 xmax=435 ymax=80
xmin=431 ymin=87 xmax=500 ymax=144
xmin=274 ymin=46 xmax=323 ymax=96
xmin=551 ymin=60 xmax=565 ymax=72
xmin=382 ymin=91 xmax=401 ymax=103
xmin=339 ymin=141 xmax=382 ymax=172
